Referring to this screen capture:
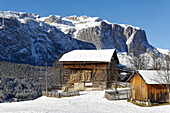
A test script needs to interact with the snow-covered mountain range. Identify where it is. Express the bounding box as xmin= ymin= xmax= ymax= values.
xmin=0 ymin=11 xmax=96 ymax=65
xmin=0 ymin=11 xmax=169 ymax=67
xmin=39 ymin=15 xmax=160 ymax=55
